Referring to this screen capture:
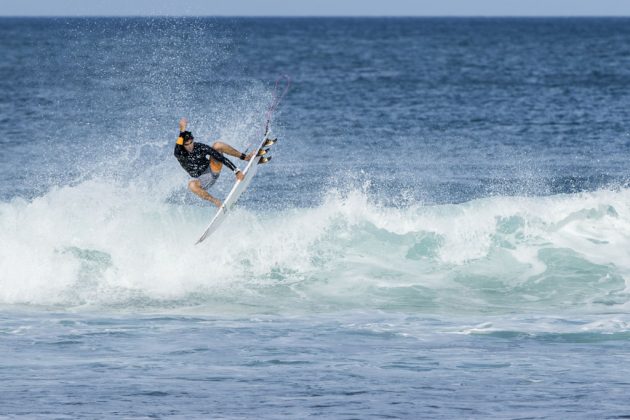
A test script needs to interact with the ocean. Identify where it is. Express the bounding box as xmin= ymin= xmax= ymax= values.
xmin=1 ymin=17 xmax=630 ymax=418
